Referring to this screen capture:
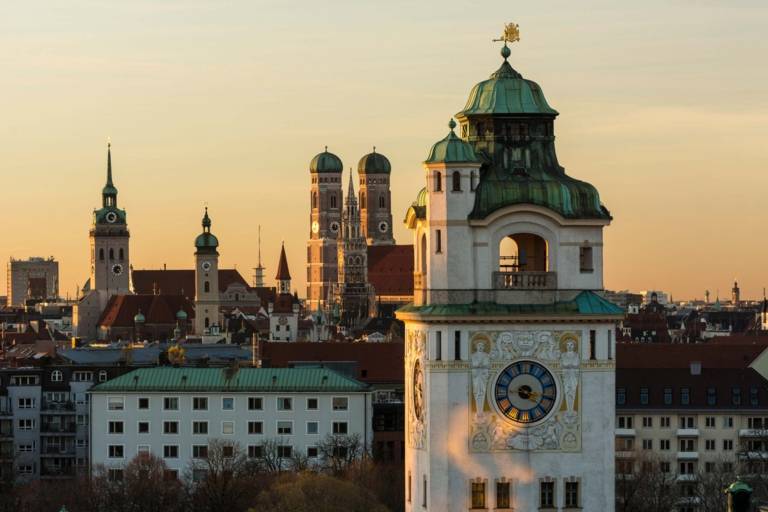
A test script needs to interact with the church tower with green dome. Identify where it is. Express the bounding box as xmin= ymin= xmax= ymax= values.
xmin=398 ymin=26 xmax=621 ymax=512
xmin=358 ymin=148 xmax=394 ymax=245
xmin=307 ymin=148 xmax=344 ymax=311
xmin=194 ymin=207 xmax=220 ymax=335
